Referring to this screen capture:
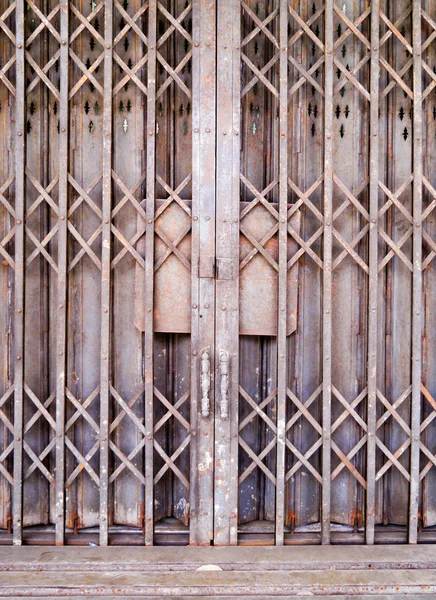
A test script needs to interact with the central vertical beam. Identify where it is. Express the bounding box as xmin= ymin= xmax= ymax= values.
xmin=214 ymin=0 xmax=239 ymax=546
xmin=12 ymin=0 xmax=26 ymax=547
xmin=55 ymin=0 xmax=70 ymax=546
xmin=144 ymin=0 xmax=157 ymax=547
xmin=322 ymin=0 xmax=334 ymax=546
xmin=409 ymin=0 xmax=423 ymax=545
xmin=190 ymin=0 xmax=216 ymax=546
xmin=99 ymin=0 xmax=113 ymax=547
xmin=366 ymin=0 xmax=380 ymax=547
xmin=275 ymin=0 xmax=289 ymax=546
